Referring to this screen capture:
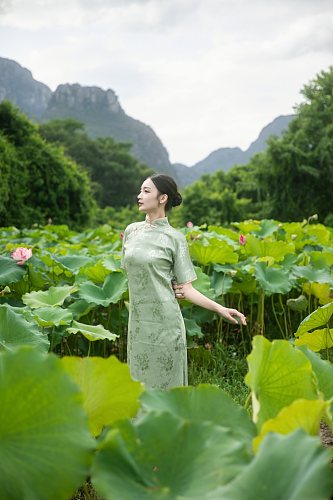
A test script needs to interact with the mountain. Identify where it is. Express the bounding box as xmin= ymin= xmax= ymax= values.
xmin=0 ymin=57 xmax=175 ymax=177
xmin=0 ymin=56 xmax=293 ymax=186
xmin=0 ymin=57 xmax=52 ymax=118
xmin=175 ymin=115 xmax=294 ymax=186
